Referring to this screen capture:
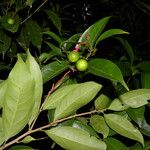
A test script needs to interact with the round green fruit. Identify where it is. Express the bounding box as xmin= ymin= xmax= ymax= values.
xmin=76 ymin=59 xmax=88 ymax=71
xmin=68 ymin=51 xmax=80 ymax=62
xmin=7 ymin=18 xmax=15 ymax=25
